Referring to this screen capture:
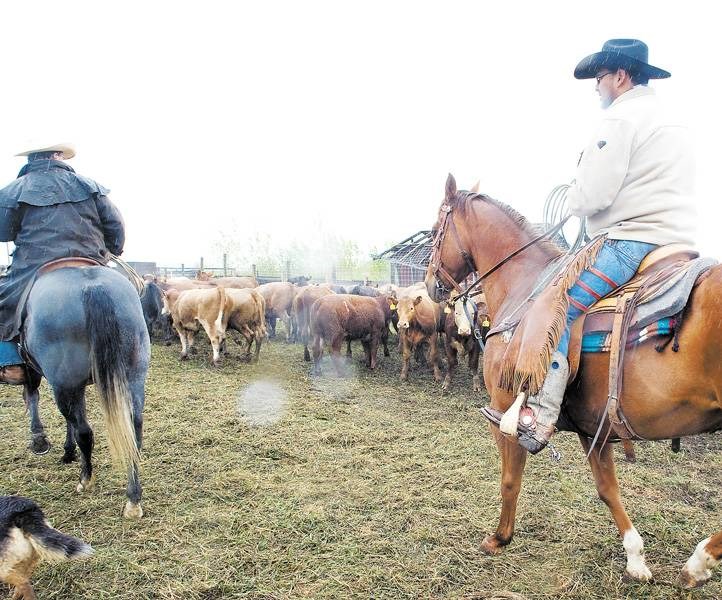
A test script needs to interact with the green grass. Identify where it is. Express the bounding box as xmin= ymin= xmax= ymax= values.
xmin=1 ymin=331 xmax=720 ymax=599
